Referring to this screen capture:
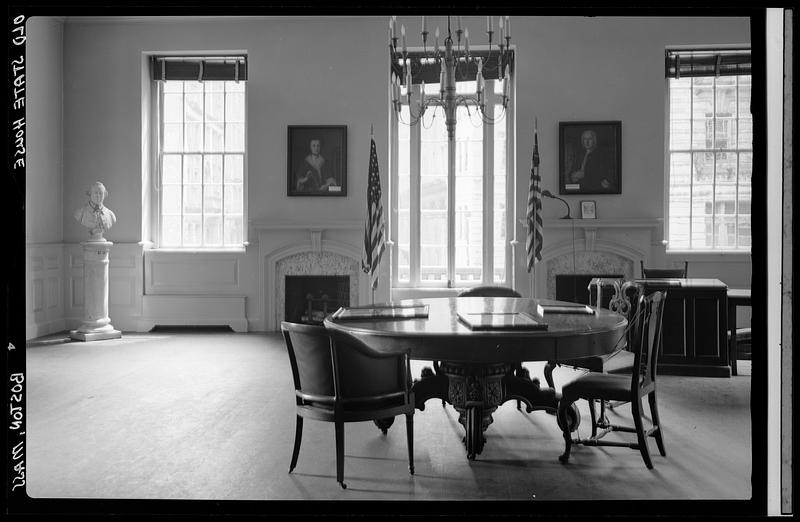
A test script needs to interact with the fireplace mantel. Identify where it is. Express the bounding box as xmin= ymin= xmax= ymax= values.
xmin=252 ymin=220 xmax=369 ymax=331
xmin=518 ymin=217 xmax=662 ymax=299
xmin=540 ymin=217 xmax=663 ymax=230
xmin=519 ymin=218 xmax=663 ymax=253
